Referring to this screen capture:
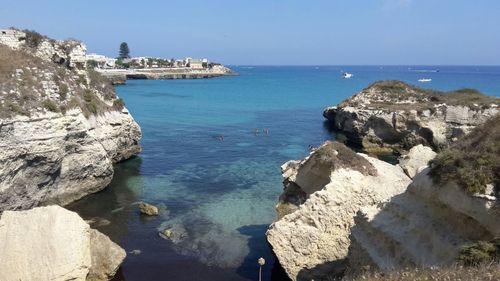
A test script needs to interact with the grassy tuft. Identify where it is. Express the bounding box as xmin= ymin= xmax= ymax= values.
xmin=457 ymin=239 xmax=500 ymax=266
xmin=313 ymin=141 xmax=378 ymax=176
xmin=42 ymin=99 xmax=60 ymax=113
